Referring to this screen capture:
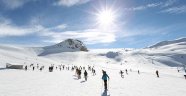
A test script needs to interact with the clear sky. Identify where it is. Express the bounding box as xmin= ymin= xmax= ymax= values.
xmin=0 ymin=0 xmax=186 ymax=48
